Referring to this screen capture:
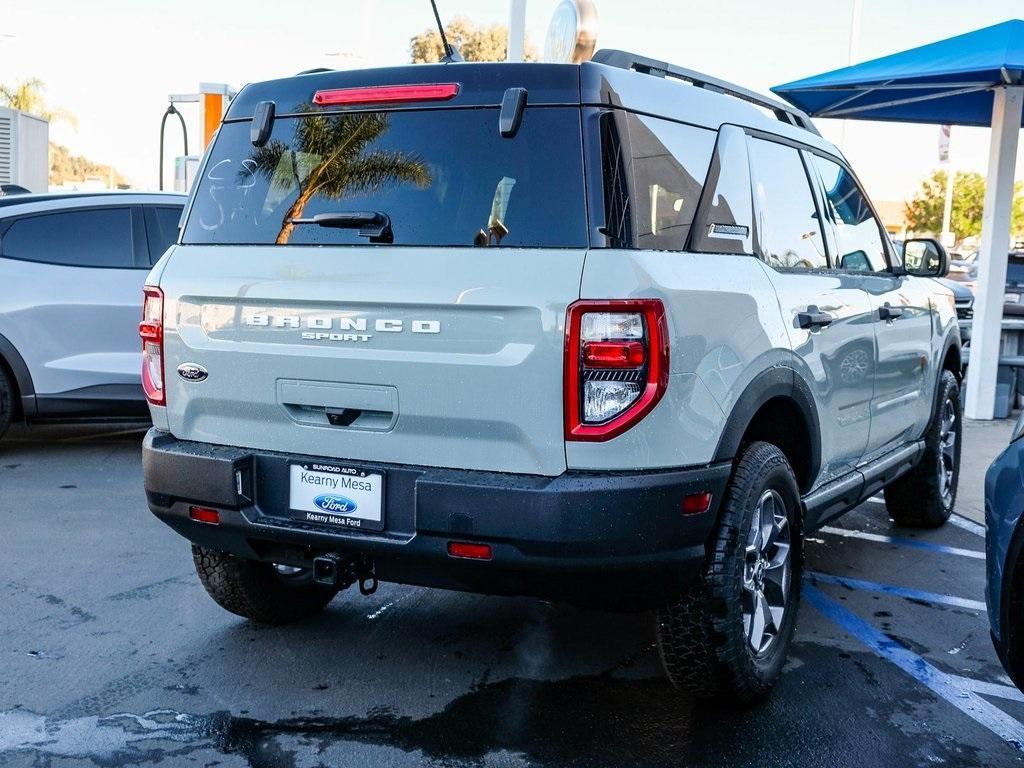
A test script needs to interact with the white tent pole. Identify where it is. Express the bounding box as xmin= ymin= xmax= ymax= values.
xmin=964 ymin=86 xmax=1023 ymax=420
